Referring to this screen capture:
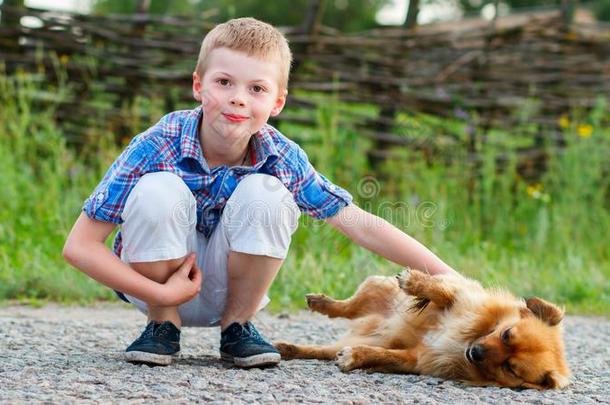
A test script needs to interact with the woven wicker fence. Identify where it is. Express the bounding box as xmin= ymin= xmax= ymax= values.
xmin=1 ymin=5 xmax=609 ymax=173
